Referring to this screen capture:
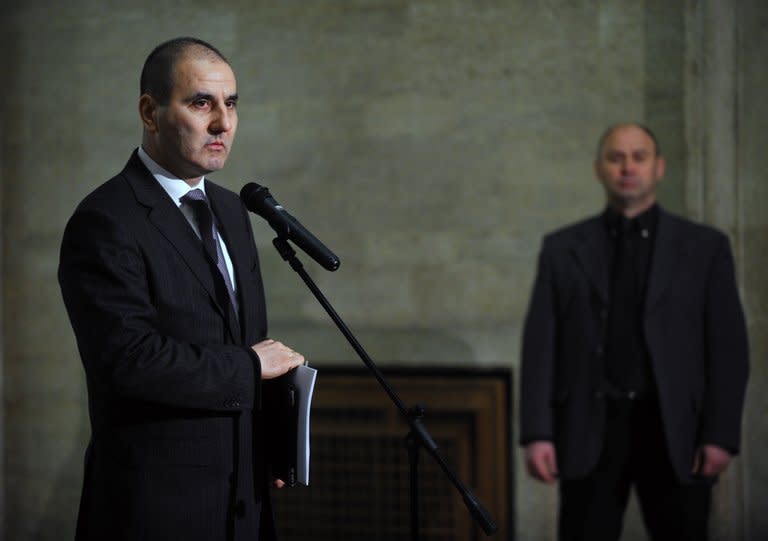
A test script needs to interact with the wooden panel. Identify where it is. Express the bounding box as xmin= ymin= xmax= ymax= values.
xmin=271 ymin=367 xmax=513 ymax=540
